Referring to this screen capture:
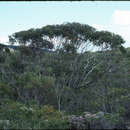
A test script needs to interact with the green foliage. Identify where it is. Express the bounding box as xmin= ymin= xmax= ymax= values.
xmin=104 ymin=113 xmax=123 ymax=124
xmin=0 ymin=101 xmax=69 ymax=129
xmin=0 ymin=22 xmax=129 ymax=129
xmin=17 ymin=72 xmax=42 ymax=89
xmin=0 ymin=82 xmax=13 ymax=99
xmin=9 ymin=22 xmax=124 ymax=53
xmin=41 ymin=76 xmax=55 ymax=88
xmin=91 ymin=31 xmax=125 ymax=49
